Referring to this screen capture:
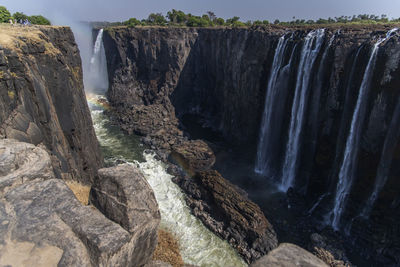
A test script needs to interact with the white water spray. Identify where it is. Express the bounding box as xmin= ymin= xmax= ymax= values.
xmin=86 ymin=29 xmax=109 ymax=93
